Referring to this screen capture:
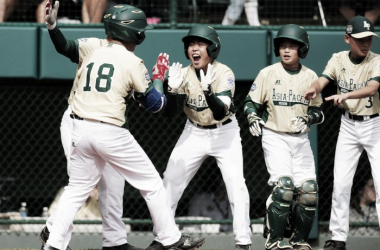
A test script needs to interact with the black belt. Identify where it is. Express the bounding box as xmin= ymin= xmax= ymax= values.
xmin=70 ymin=113 xmax=105 ymax=123
xmin=342 ymin=110 xmax=379 ymax=121
xmin=70 ymin=114 xmax=83 ymax=120
xmin=188 ymin=118 xmax=232 ymax=129
xmin=286 ymin=131 xmax=301 ymax=135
